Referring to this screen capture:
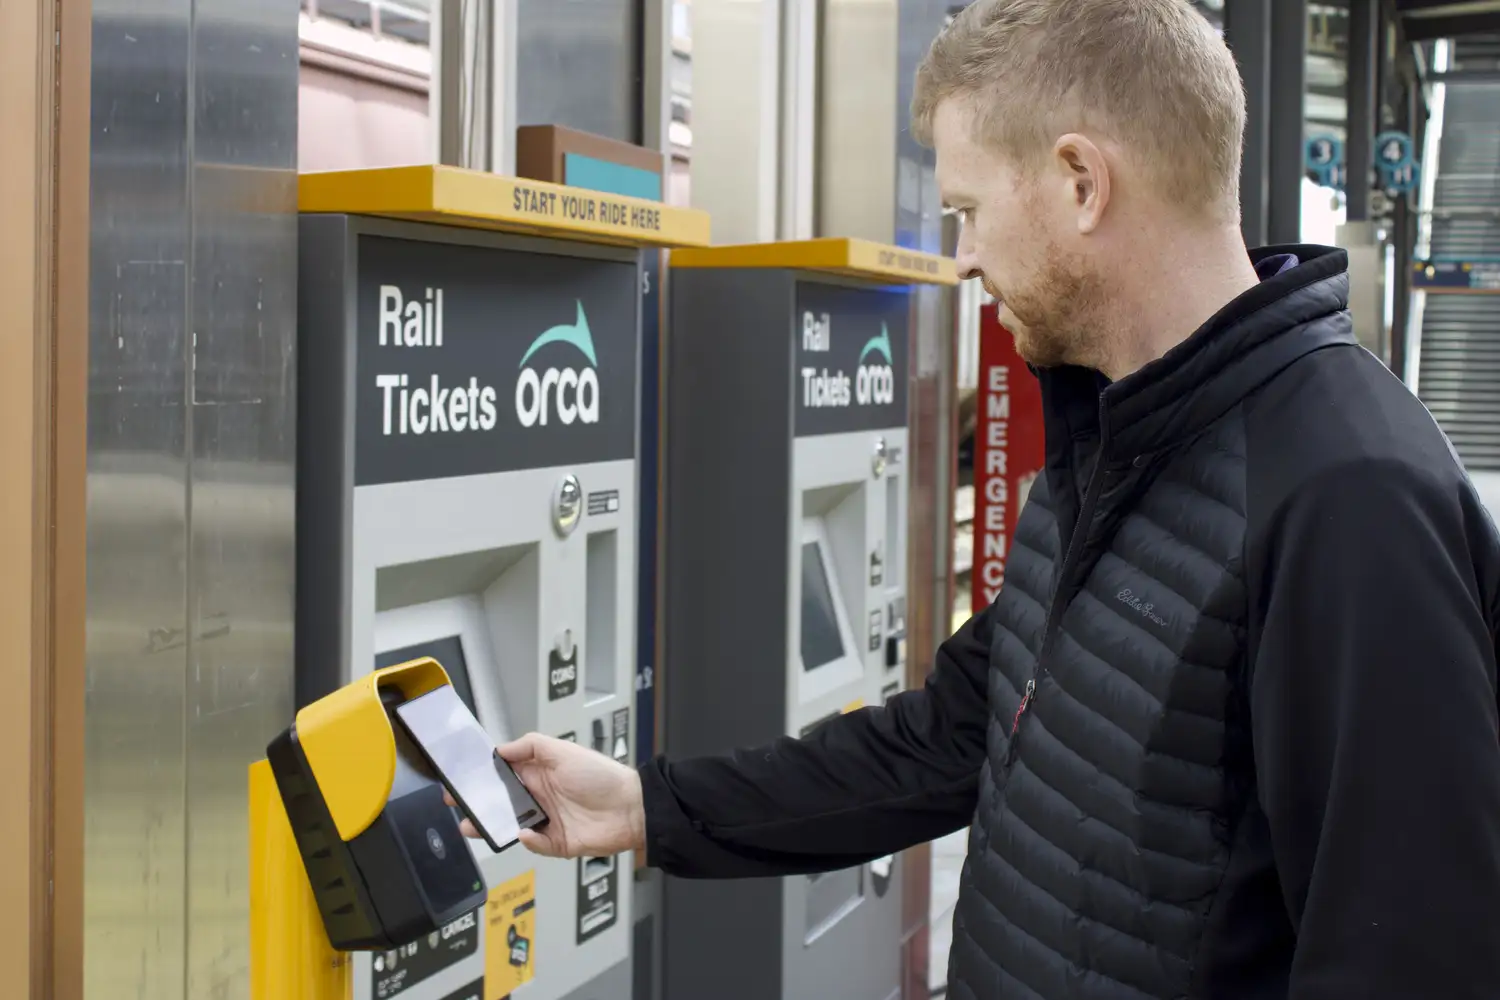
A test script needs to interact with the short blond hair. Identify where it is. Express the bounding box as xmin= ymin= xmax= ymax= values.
xmin=912 ymin=0 xmax=1245 ymax=220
